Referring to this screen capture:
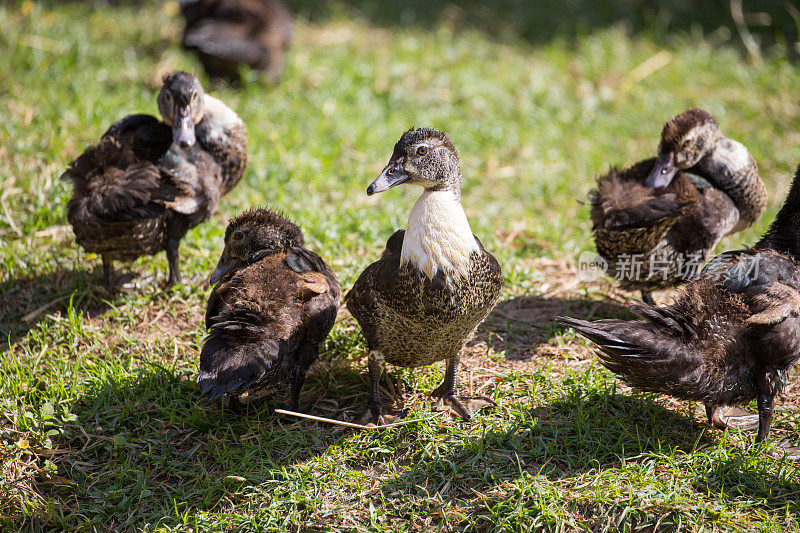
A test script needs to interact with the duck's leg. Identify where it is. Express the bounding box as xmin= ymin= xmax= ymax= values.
xmin=289 ymin=361 xmax=306 ymax=412
xmin=102 ymin=255 xmax=115 ymax=287
xmin=165 ymin=238 xmax=182 ymax=287
xmin=755 ymin=391 xmax=774 ymax=444
xmin=431 ymin=353 xmax=495 ymax=421
xmin=641 ymin=291 xmax=655 ymax=306
xmin=358 ymin=351 xmax=392 ymax=425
